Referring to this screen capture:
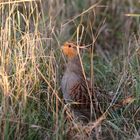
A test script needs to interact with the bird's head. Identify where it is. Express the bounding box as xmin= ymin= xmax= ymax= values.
xmin=61 ymin=42 xmax=86 ymax=59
